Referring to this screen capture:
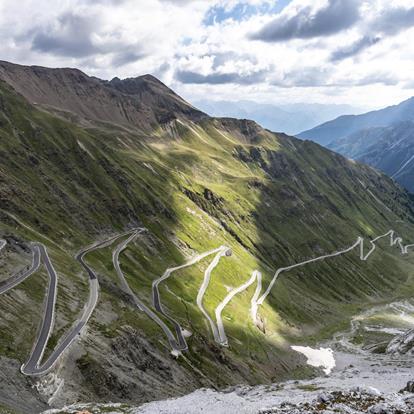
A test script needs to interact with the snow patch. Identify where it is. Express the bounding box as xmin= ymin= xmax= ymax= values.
xmin=291 ymin=345 xmax=336 ymax=375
